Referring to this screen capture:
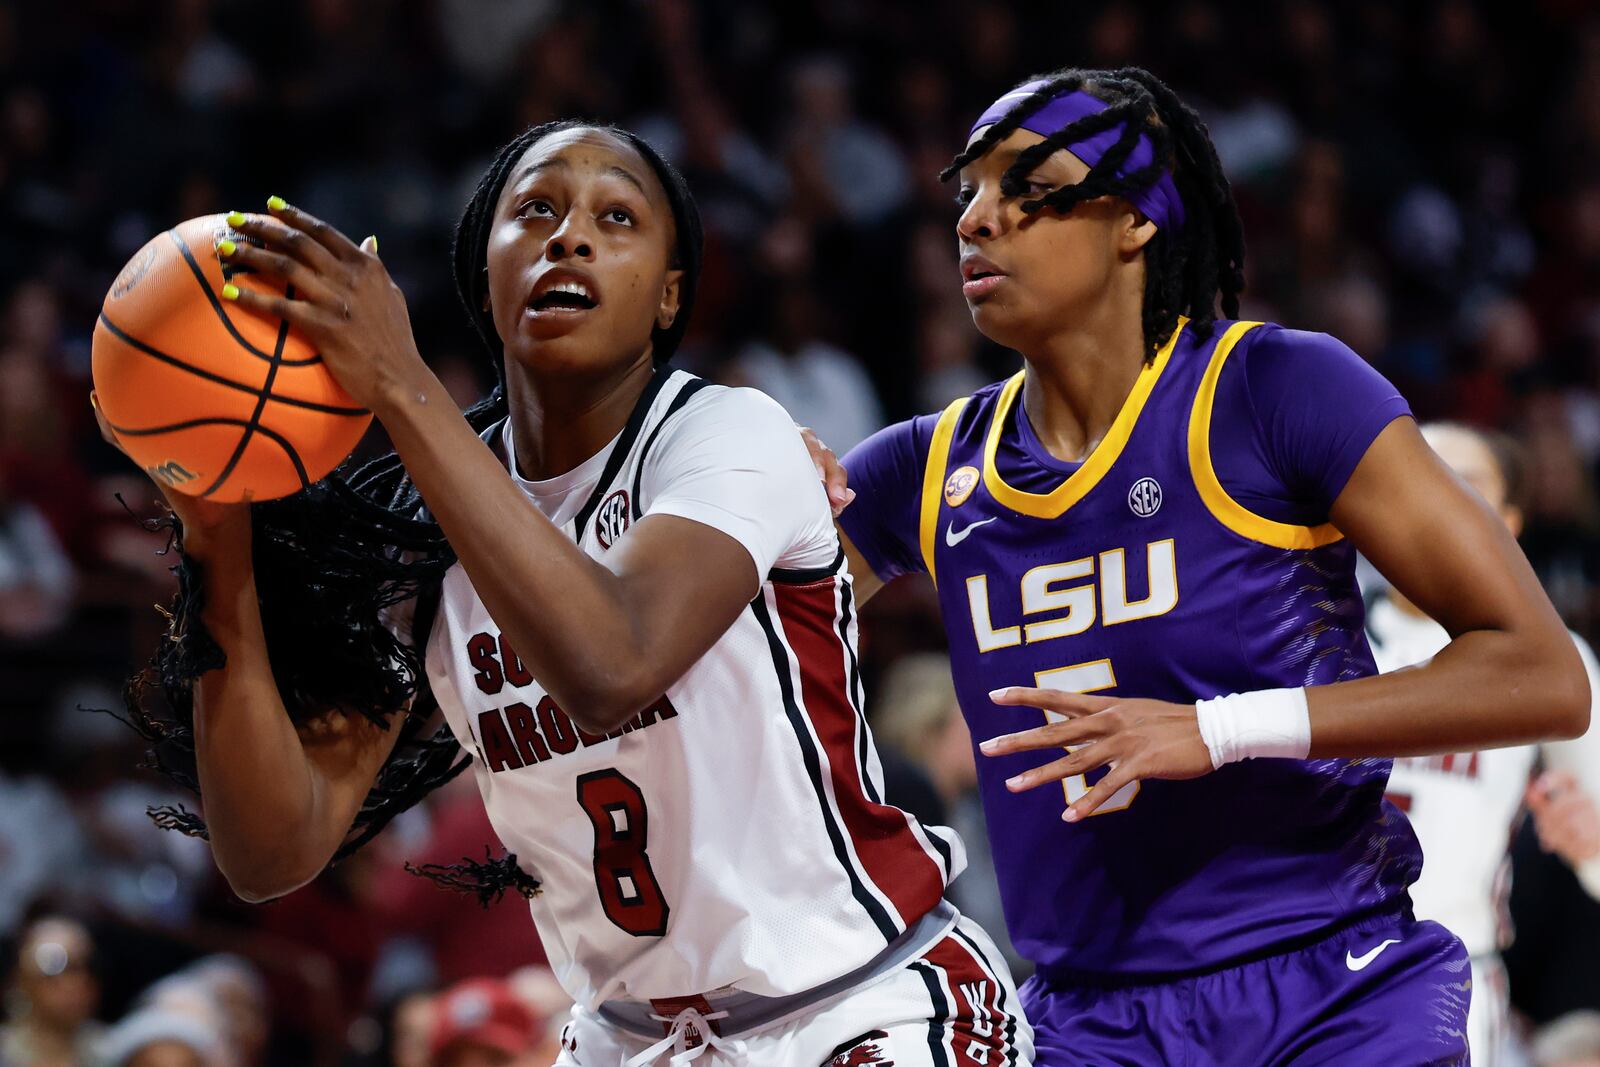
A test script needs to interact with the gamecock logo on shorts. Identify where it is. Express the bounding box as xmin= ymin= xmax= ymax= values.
xmin=824 ymin=1029 xmax=893 ymax=1066
xmin=595 ymin=489 xmax=630 ymax=549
